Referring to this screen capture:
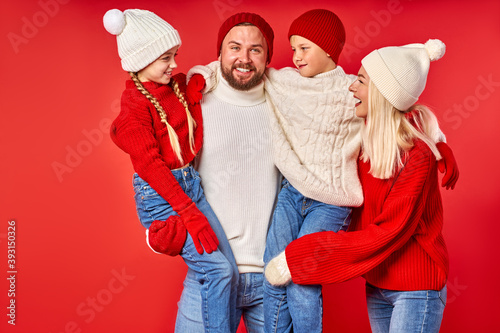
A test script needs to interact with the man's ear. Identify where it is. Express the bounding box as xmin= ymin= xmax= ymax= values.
xmin=218 ymin=54 xmax=221 ymax=62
